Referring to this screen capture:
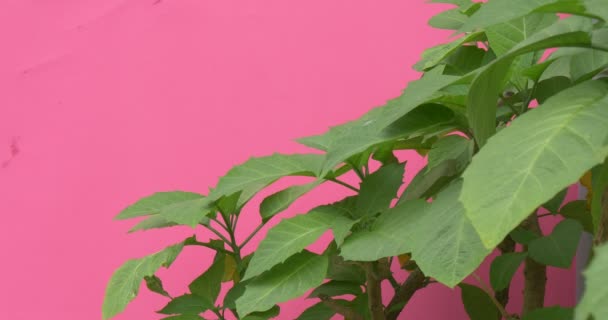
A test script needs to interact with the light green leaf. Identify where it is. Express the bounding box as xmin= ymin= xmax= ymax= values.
xmin=427 ymin=135 xmax=474 ymax=172
xmin=296 ymin=302 xmax=336 ymax=320
xmin=576 ymin=243 xmax=608 ymax=320
xmin=116 ymin=192 xmax=204 ymax=220
xmin=485 ymin=13 xmax=558 ymax=56
xmin=528 ymin=219 xmax=583 ymax=268
xmin=559 ymin=200 xmax=593 ymax=233
xmin=159 ymin=197 xmax=212 ymax=228
xmin=523 ymin=307 xmax=573 ymax=320
xmin=429 ymin=8 xmax=468 ymax=30
xmin=236 ymin=251 xmax=328 ymax=316
xmin=103 ymin=240 xmax=188 ymax=319
xmin=129 ymin=215 xmax=178 ymax=233
xmin=429 ymin=0 xmax=471 ymax=5
xmin=188 ymin=253 xmax=225 ymax=305
xmin=355 ymin=163 xmax=405 ymax=218
xmin=461 ymin=80 xmax=608 ymax=249
xmin=308 ymin=281 xmax=363 ymax=298
xmin=591 ymin=158 xmax=608 ymax=233
xmin=460 ymin=284 xmax=501 ymax=320
xmin=489 ymin=252 xmax=527 ymax=291
xmin=157 ymin=294 xmax=214 ymax=315
xmin=259 ymin=180 xmax=322 ymax=222
xmin=244 ymin=205 xmax=354 ymax=280
xmin=209 ymin=153 xmax=325 ymax=206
